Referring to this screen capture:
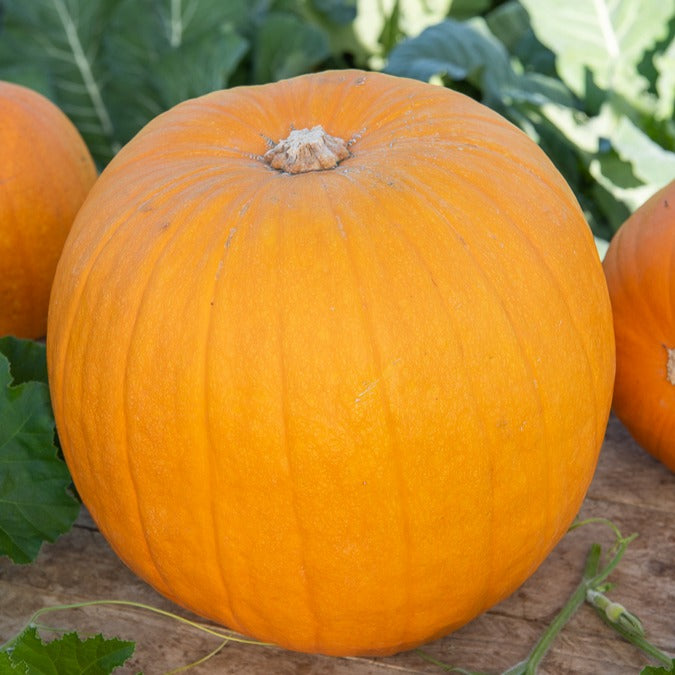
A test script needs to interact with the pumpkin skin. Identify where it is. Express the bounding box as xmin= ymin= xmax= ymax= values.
xmin=0 ymin=81 xmax=97 ymax=338
xmin=47 ymin=70 xmax=615 ymax=656
xmin=603 ymin=179 xmax=675 ymax=472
